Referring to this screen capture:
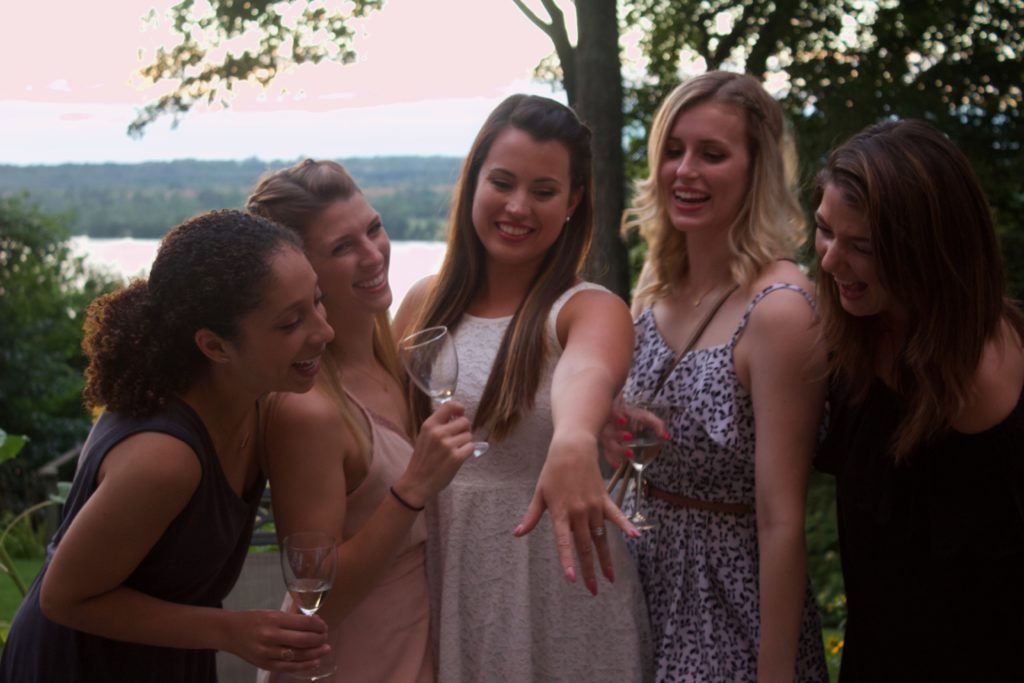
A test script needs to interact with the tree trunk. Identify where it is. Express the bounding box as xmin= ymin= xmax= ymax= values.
xmin=574 ymin=0 xmax=629 ymax=299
